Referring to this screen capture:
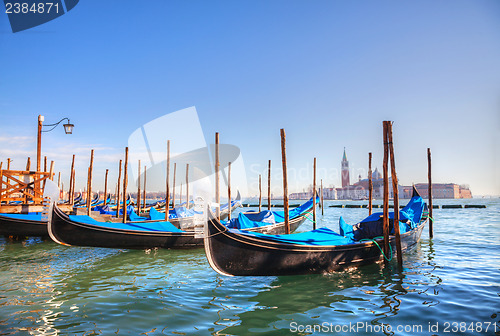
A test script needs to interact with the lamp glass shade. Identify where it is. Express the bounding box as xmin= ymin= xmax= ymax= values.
xmin=63 ymin=123 xmax=74 ymax=134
